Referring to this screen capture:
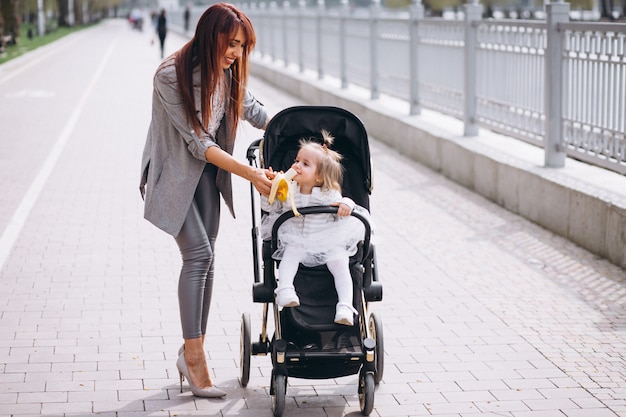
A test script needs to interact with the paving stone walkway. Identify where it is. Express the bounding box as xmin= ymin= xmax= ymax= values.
xmin=1 ymin=18 xmax=625 ymax=417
